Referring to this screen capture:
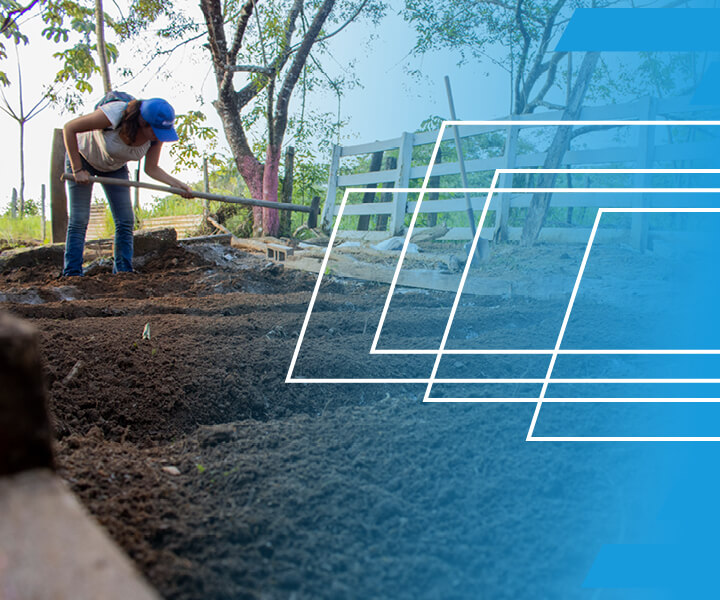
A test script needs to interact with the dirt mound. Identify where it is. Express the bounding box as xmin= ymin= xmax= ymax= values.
xmin=0 ymin=242 xmax=640 ymax=599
